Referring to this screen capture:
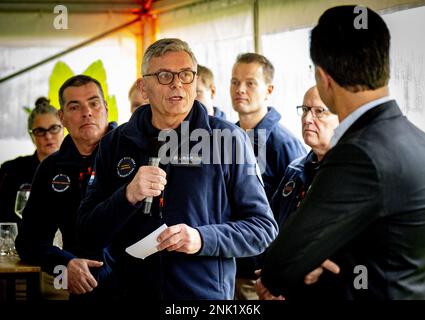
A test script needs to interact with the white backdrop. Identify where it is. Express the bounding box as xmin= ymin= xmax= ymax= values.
xmin=261 ymin=6 xmax=425 ymax=144
xmin=0 ymin=25 xmax=138 ymax=164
